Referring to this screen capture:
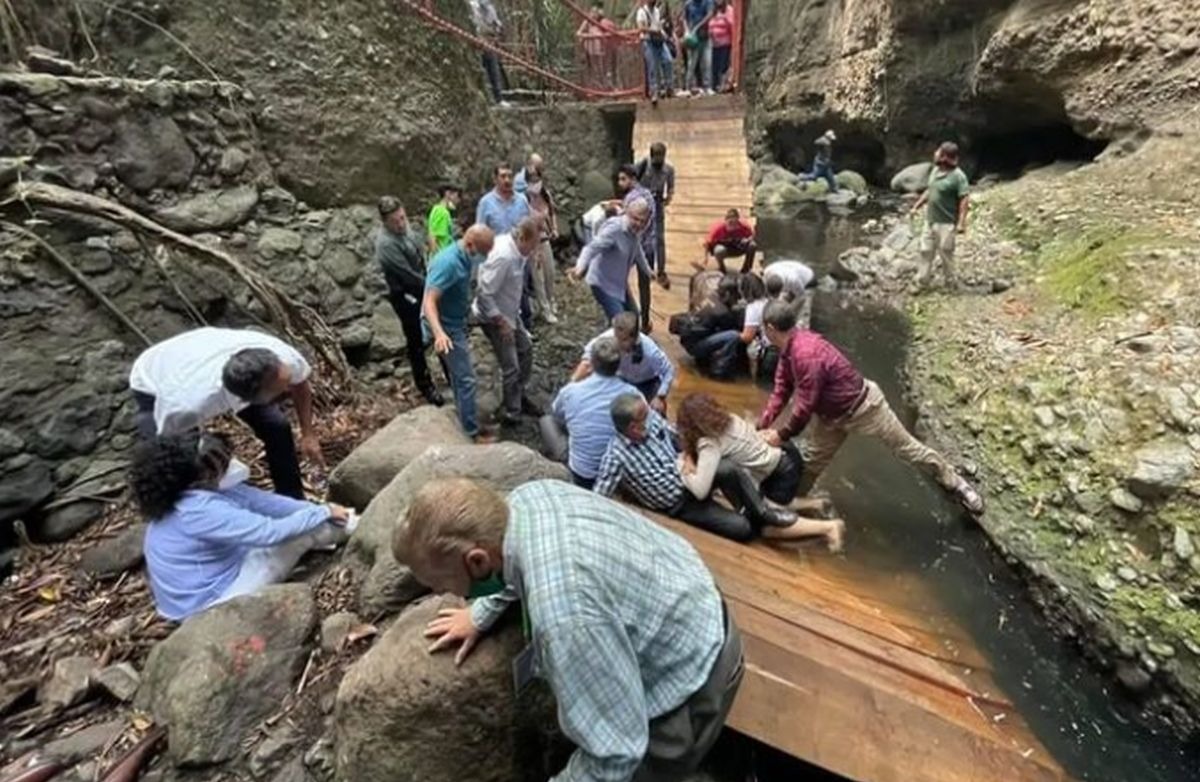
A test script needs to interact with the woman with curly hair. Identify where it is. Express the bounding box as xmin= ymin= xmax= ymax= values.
xmin=132 ymin=432 xmax=351 ymax=621
xmin=677 ymin=392 xmax=844 ymax=551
